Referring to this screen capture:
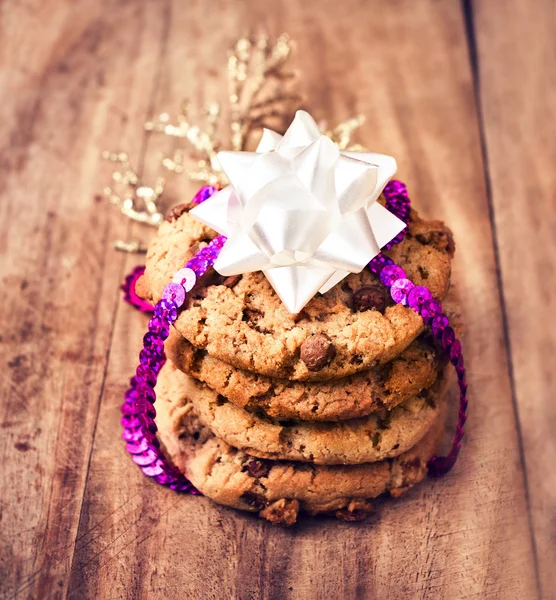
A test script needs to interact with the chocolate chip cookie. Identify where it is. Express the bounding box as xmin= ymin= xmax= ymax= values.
xmin=166 ymin=288 xmax=460 ymax=422
xmin=175 ymin=366 xmax=446 ymax=464
xmin=166 ymin=331 xmax=438 ymax=422
xmin=155 ymin=361 xmax=445 ymax=524
xmin=139 ymin=205 xmax=454 ymax=380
